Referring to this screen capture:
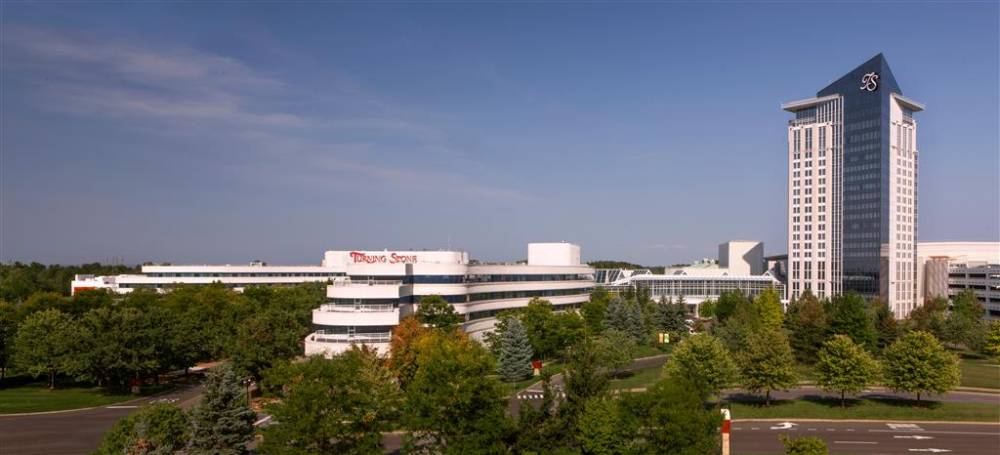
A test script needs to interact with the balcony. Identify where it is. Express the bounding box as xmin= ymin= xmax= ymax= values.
xmin=310 ymin=331 xmax=392 ymax=344
xmin=331 ymin=279 xmax=403 ymax=286
xmin=312 ymin=305 xmax=400 ymax=326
